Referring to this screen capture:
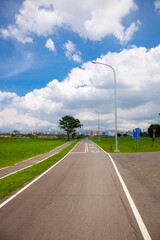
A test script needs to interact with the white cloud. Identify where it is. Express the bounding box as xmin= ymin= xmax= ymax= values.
xmin=45 ymin=38 xmax=56 ymax=52
xmin=0 ymin=91 xmax=18 ymax=112
xmin=63 ymin=40 xmax=82 ymax=63
xmin=1 ymin=45 xmax=160 ymax=132
xmin=0 ymin=91 xmax=17 ymax=101
xmin=0 ymin=107 xmax=53 ymax=132
xmin=63 ymin=40 xmax=76 ymax=58
xmin=72 ymin=54 xmax=82 ymax=63
xmin=115 ymin=20 xmax=141 ymax=43
xmin=154 ymin=0 xmax=160 ymax=13
xmin=0 ymin=0 xmax=139 ymax=43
